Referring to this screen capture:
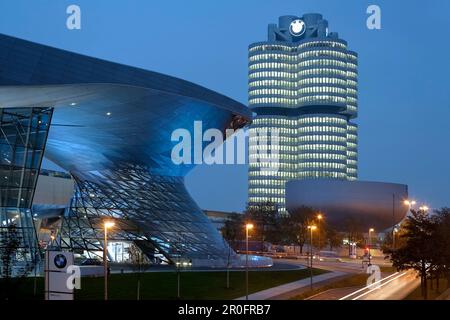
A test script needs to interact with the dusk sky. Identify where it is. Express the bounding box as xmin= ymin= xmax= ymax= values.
xmin=1 ymin=0 xmax=449 ymax=212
